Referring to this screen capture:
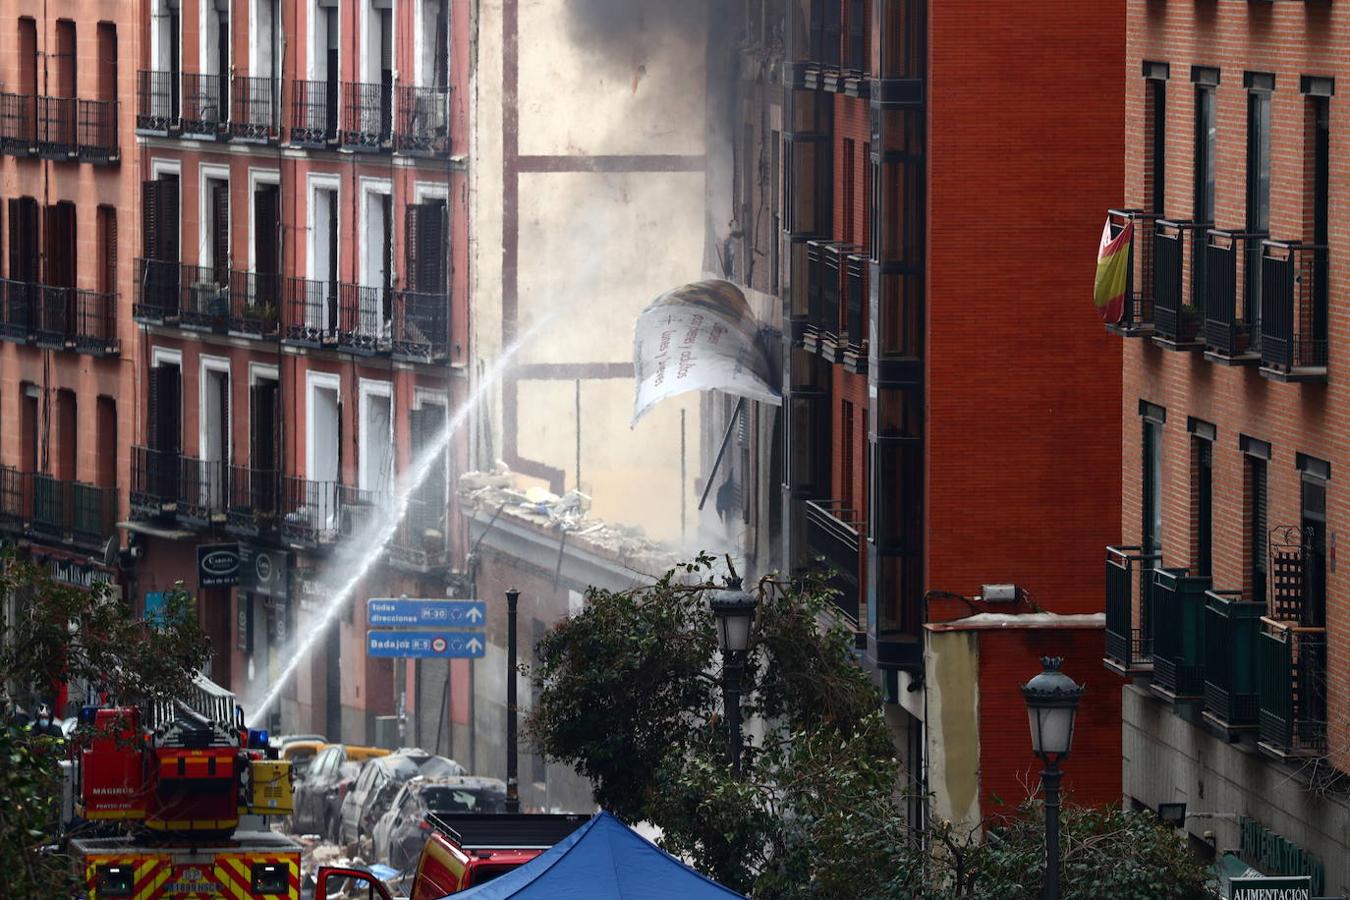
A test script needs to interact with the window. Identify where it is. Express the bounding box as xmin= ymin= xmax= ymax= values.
xmin=143 ymin=175 xmax=181 ymax=263
xmin=43 ymin=202 xmax=76 ymax=288
xmin=148 ymin=361 xmax=183 ymax=455
xmin=771 ymin=129 xmax=781 ymax=293
xmin=1241 ymin=437 xmax=1269 ymax=604
xmin=842 ymin=138 xmax=855 ymax=244
xmin=20 ymin=383 xmax=38 ymax=473
xmin=1298 ymin=455 xmax=1329 ymax=628
xmin=54 ymin=20 xmax=77 ymax=99
xmin=405 ymin=201 xmax=447 ymax=293
xmin=1309 ymin=93 xmax=1329 ymax=246
xmin=1189 ymin=421 xmax=1214 ymax=577
xmin=8 ymin=197 xmax=39 ymax=283
xmin=250 ymin=376 xmax=280 ymax=472
xmin=306 ymin=374 xmax=341 ymax=485
xmin=97 ymin=206 xmax=118 ymax=295
xmin=96 ymin=396 xmax=117 ymax=489
xmin=841 ymin=400 xmax=855 ymax=507
xmin=1143 ymin=64 xmax=1169 ymax=213
xmin=18 ymin=18 xmax=37 ymax=98
xmin=1193 ymin=72 xmax=1217 ymax=225
xmin=56 ymin=389 xmax=76 ymax=481
xmin=358 ymin=381 xmax=393 ymax=495
xmin=1245 ymin=74 xmax=1273 ymax=328
xmin=1141 ymin=403 xmax=1165 ymax=554
xmin=205 ymin=177 xmax=230 ymax=275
